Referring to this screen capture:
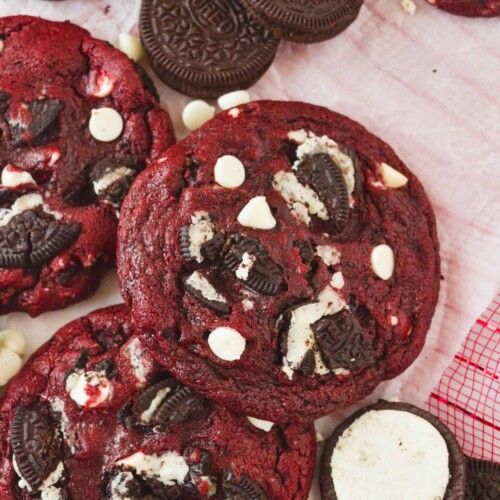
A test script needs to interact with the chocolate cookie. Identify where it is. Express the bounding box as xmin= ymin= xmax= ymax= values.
xmin=0 ymin=16 xmax=175 ymax=316
xmin=319 ymin=401 xmax=466 ymax=500
xmin=139 ymin=0 xmax=280 ymax=98
xmin=118 ymin=100 xmax=440 ymax=423
xmin=426 ymin=0 xmax=500 ymax=17
xmin=465 ymin=458 xmax=500 ymax=499
xmin=0 ymin=305 xmax=315 ymax=499
xmin=241 ymin=0 xmax=364 ymax=43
